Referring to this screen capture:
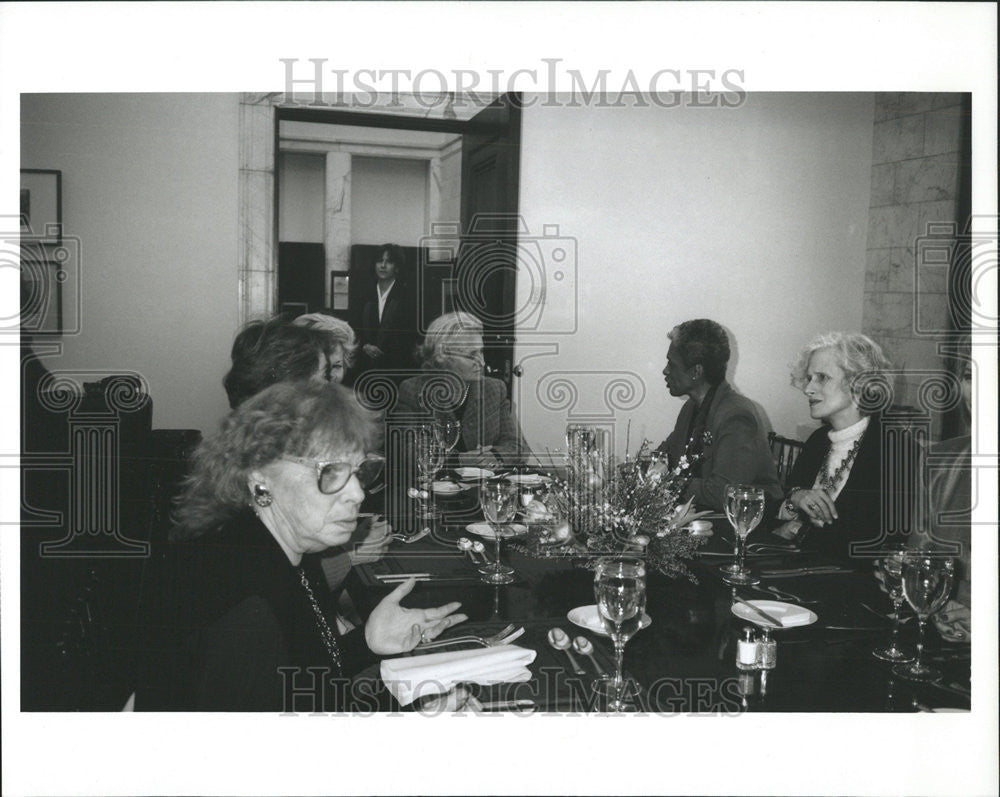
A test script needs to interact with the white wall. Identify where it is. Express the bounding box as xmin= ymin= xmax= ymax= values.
xmin=513 ymin=93 xmax=874 ymax=456
xmin=278 ymin=152 xmax=325 ymax=242
xmin=21 ymin=93 xmax=240 ymax=434
xmin=351 ymin=156 xmax=427 ymax=245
